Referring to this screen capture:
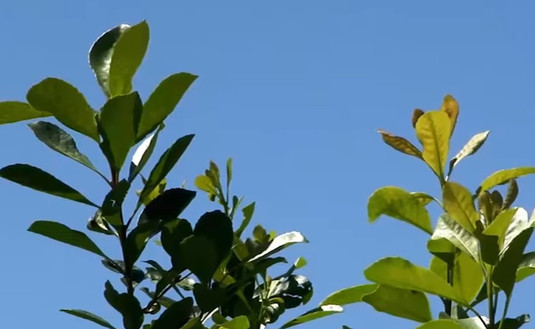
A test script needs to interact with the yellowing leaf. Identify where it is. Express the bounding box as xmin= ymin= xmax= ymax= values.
xmin=415 ymin=111 xmax=451 ymax=180
xmin=377 ymin=129 xmax=422 ymax=159
xmin=478 ymin=167 xmax=535 ymax=193
xmin=440 ymin=94 xmax=459 ymax=135
xmin=442 ymin=182 xmax=479 ymax=232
